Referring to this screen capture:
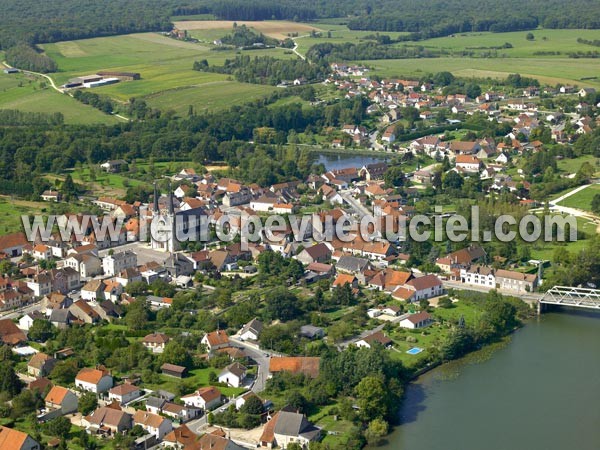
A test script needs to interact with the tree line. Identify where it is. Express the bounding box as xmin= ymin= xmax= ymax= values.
xmin=193 ymin=55 xmax=329 ymax=85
